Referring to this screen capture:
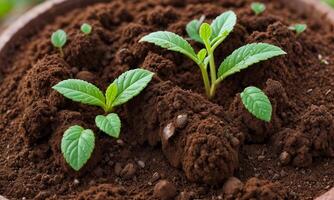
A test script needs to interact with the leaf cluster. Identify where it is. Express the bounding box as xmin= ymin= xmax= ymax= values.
xmin=54 ymin=69 xmax=154 ymax=170
xmin=140 ymin=11 xmax=286 ymax=122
